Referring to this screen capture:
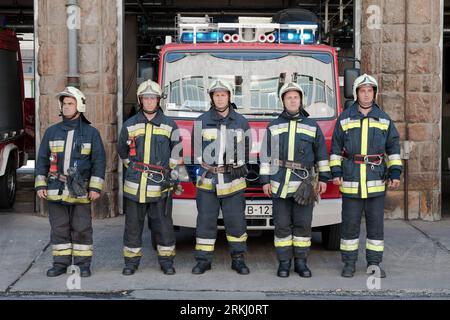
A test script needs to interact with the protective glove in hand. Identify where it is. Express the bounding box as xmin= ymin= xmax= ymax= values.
xmin=293 ymin=179 xmax=317 ymax=206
